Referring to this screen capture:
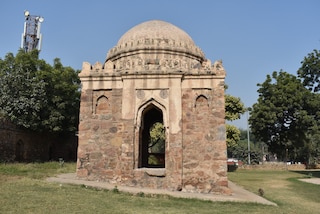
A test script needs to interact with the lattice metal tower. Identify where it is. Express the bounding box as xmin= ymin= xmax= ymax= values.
xmin=21 ymin=10 xmax=44 ymax=52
